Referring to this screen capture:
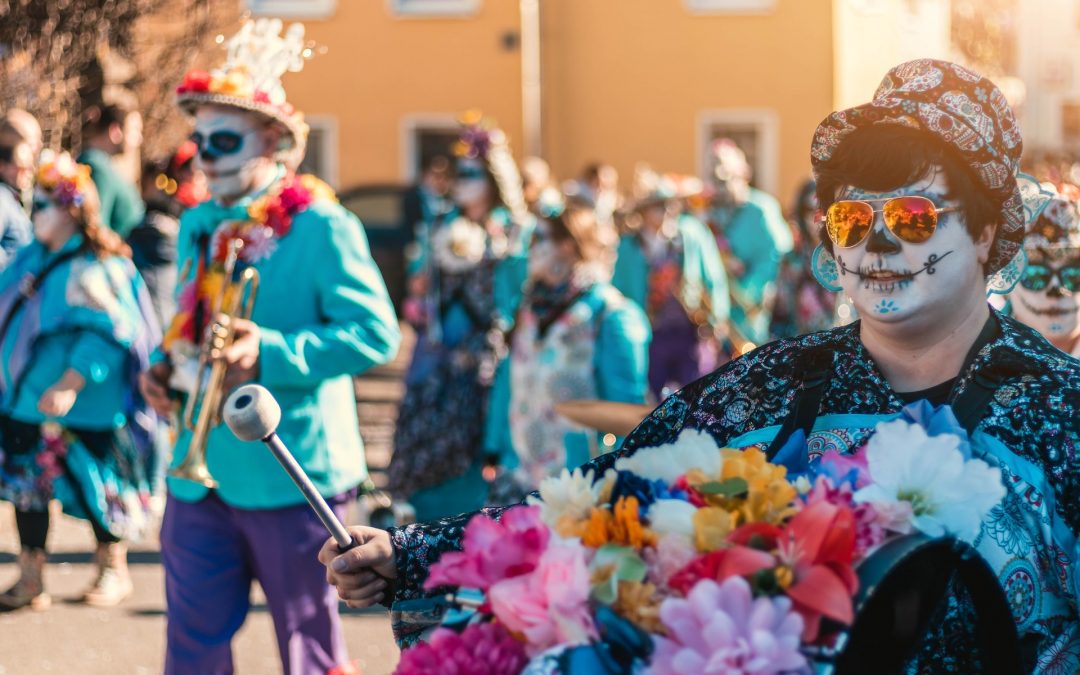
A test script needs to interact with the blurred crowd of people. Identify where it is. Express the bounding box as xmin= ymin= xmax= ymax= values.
xmin=0 ymin=31 xmax=1079 ymax=674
